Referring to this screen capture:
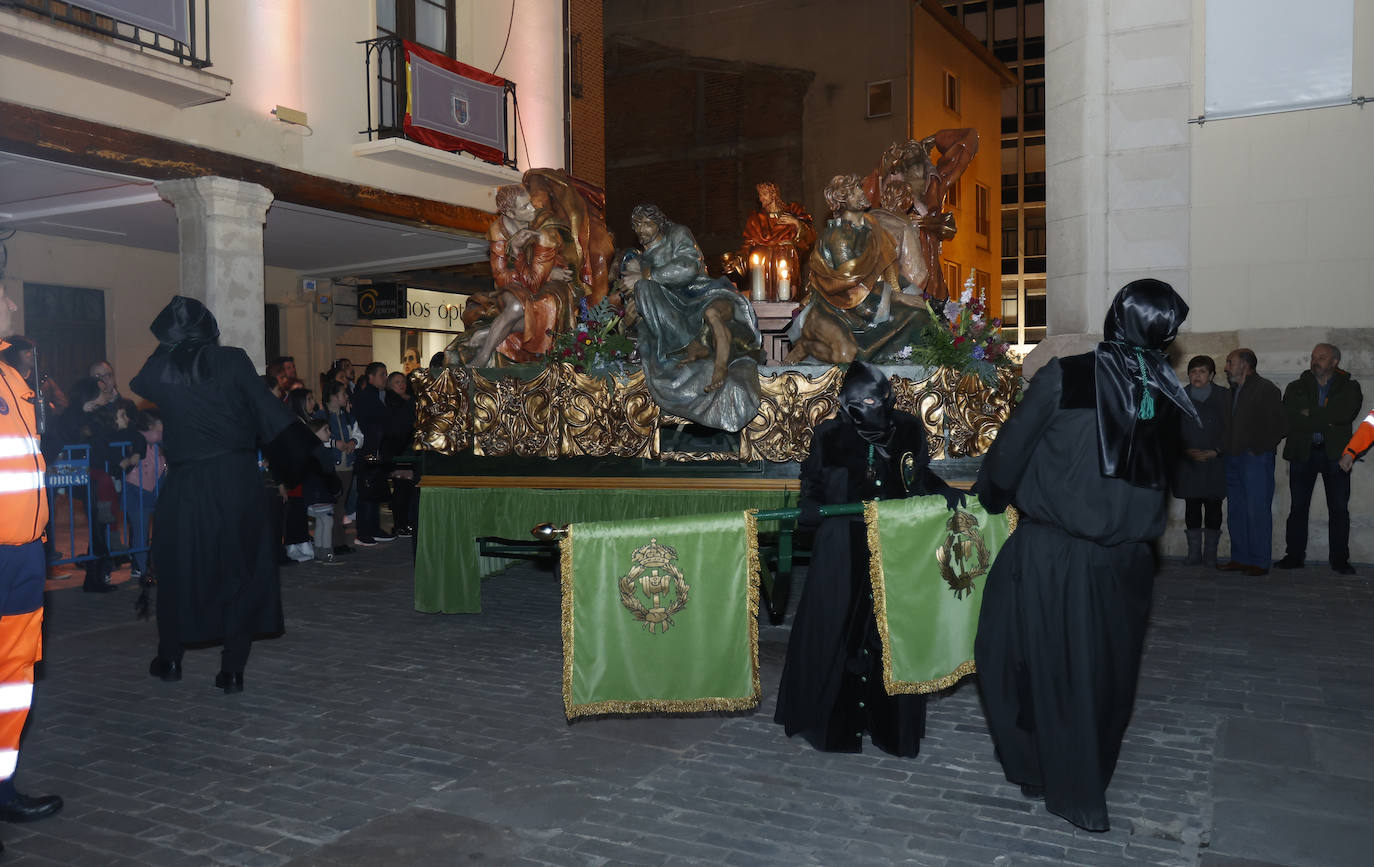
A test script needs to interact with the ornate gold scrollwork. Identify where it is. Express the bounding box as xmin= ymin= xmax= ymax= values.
xmin=740 ymin=367 xmax=846 ymax=462
xmin=471 ymin=367 xmax=560 ymax=458
xmin=415 ymin=362 xmax=1020 ymax=462
xmin=412 ymin=366 xmax=471 ymax=455
xmin=559 ymin=365 xmax=659 ymax=458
